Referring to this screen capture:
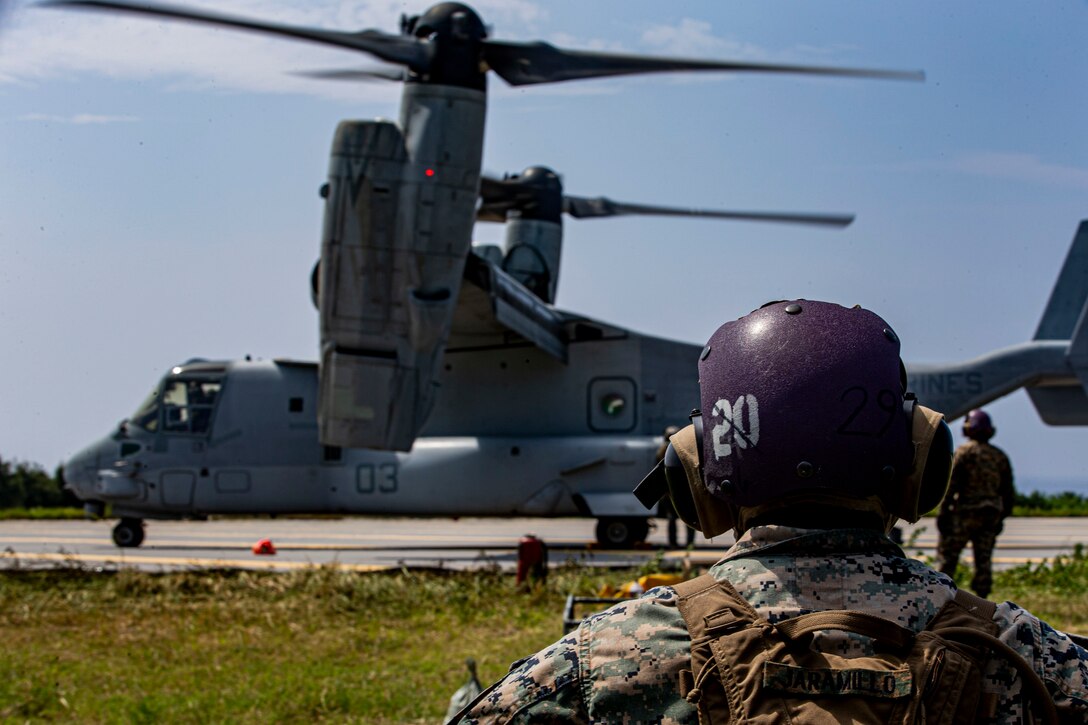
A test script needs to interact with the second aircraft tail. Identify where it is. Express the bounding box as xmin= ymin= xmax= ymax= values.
xmin=1027 ymin=221 xmax=1088 ymax=424
xmin=907 ymin=219 xmax=1088 ymax=422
